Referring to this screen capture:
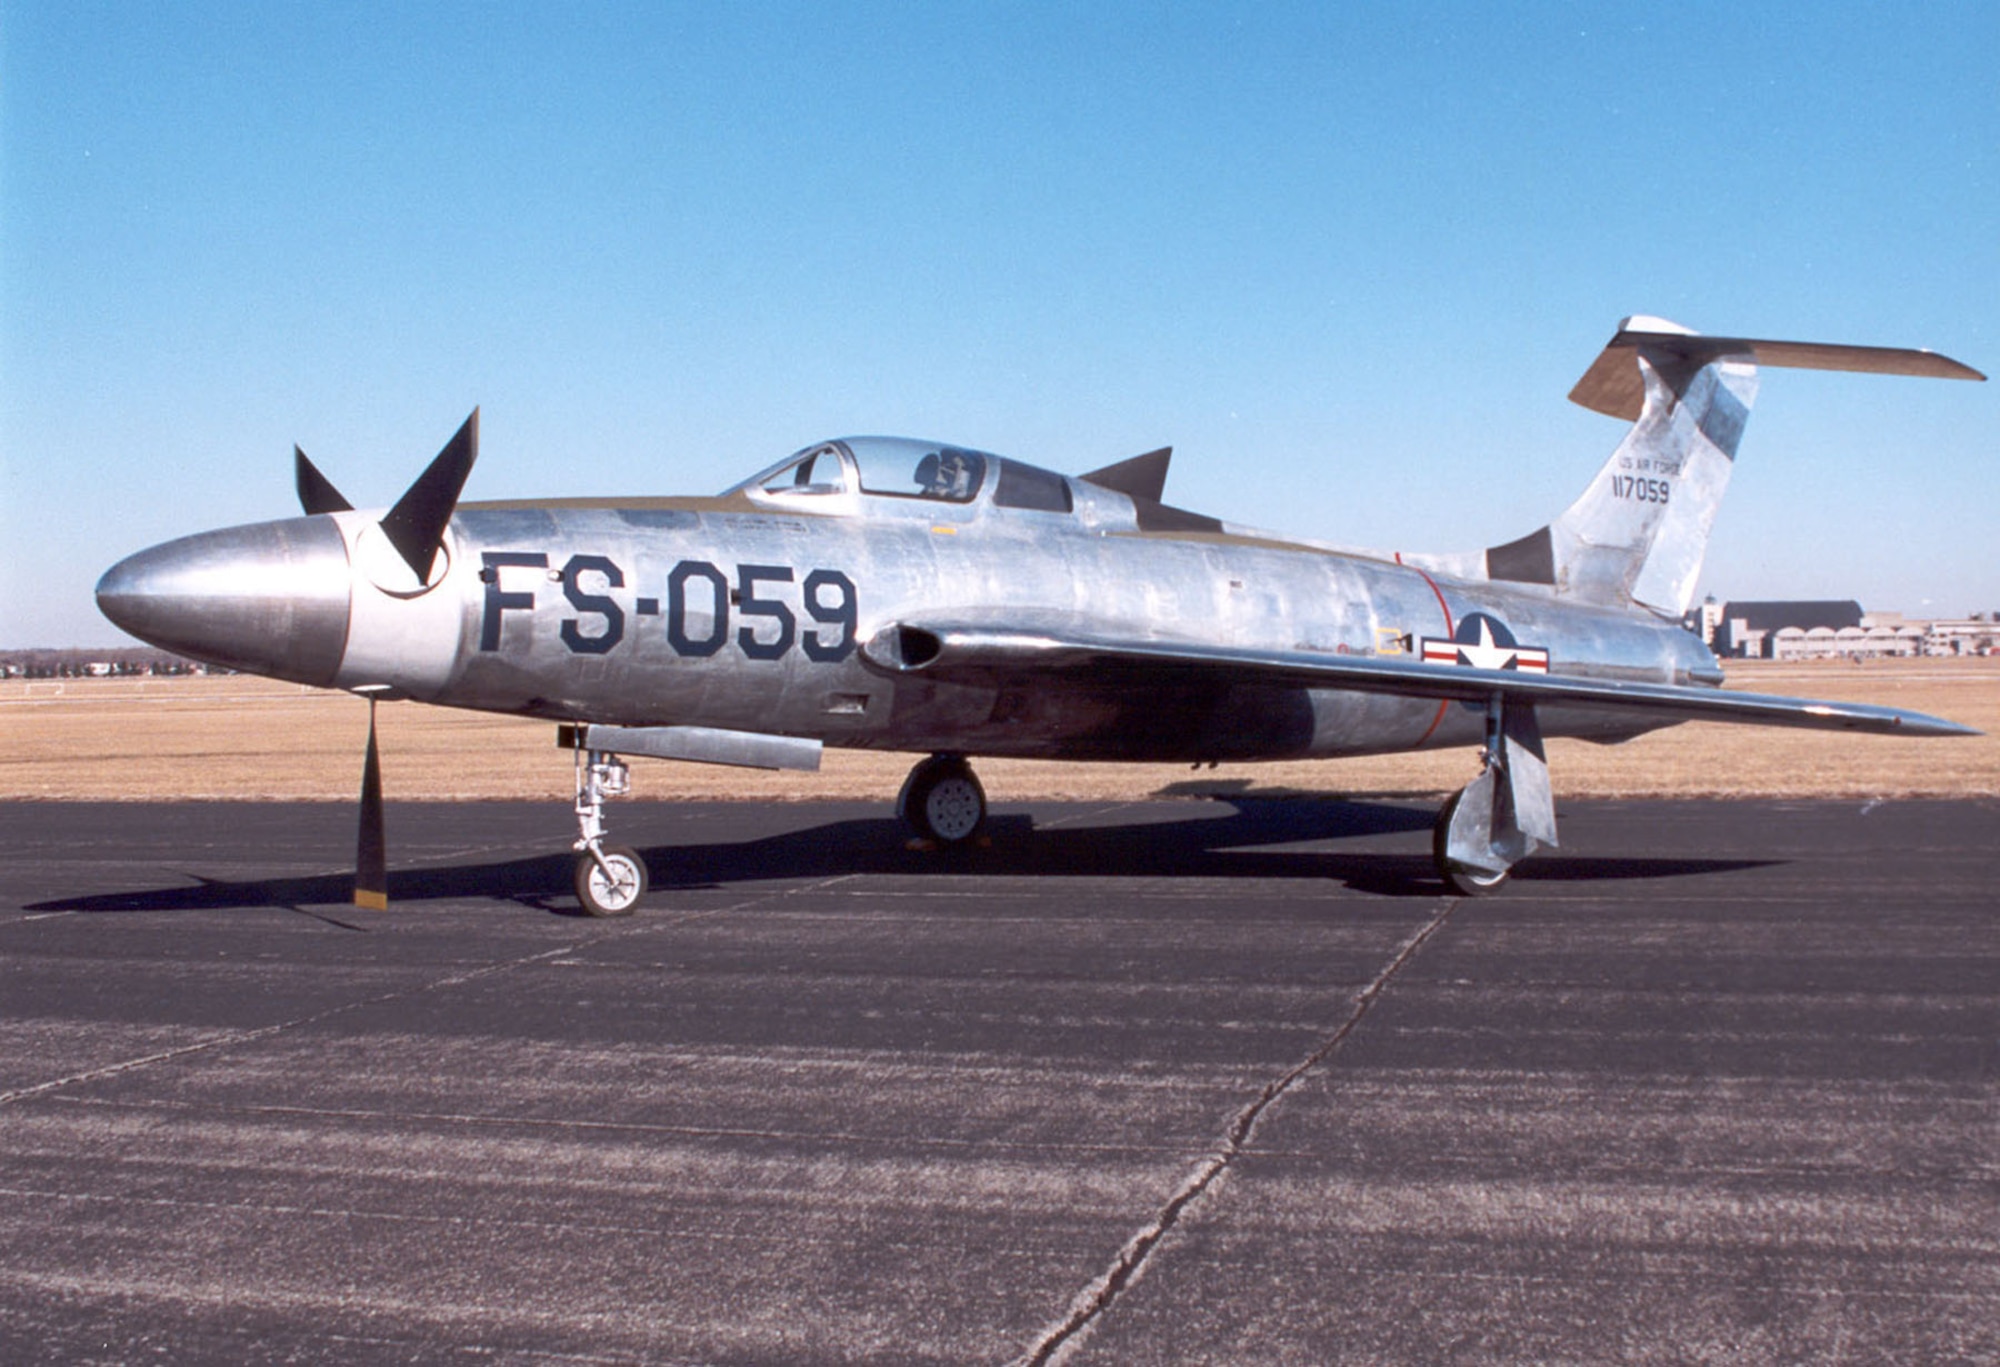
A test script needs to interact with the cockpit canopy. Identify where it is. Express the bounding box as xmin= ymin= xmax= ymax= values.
xmin=730 ymin=437 xmax=1073 ymax=514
